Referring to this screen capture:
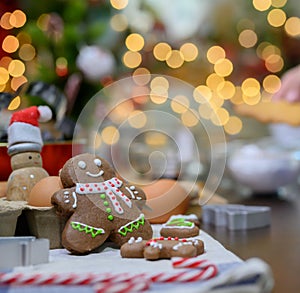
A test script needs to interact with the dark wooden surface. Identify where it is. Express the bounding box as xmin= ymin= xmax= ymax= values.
xmin=202 ymin=193 xmax=300 ymax=293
